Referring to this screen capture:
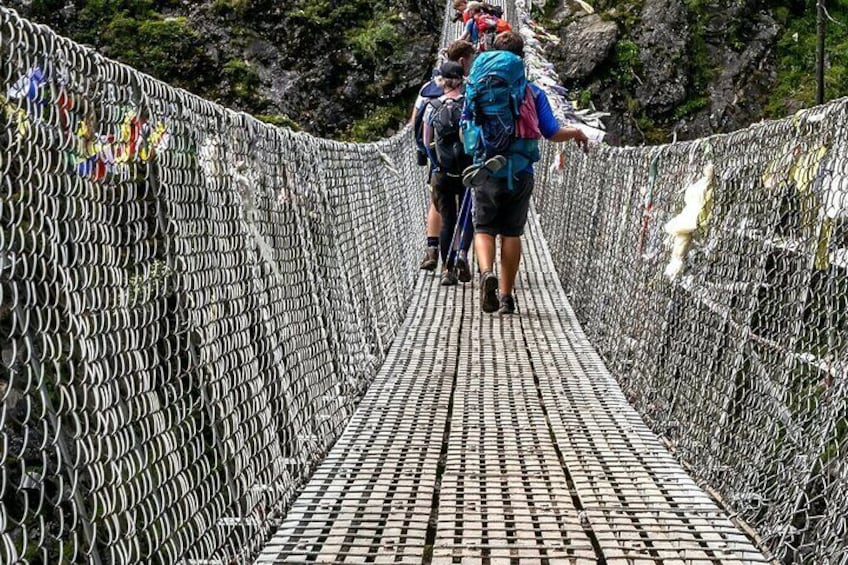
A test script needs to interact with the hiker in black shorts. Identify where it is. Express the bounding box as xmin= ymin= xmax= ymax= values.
xmin=468 ymin=31 xmax=588 ymax=315
xmin=411 ymin=40 xmax=476 ymax=272
xmin=421 ymin=61 xmax=474 ymax=286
